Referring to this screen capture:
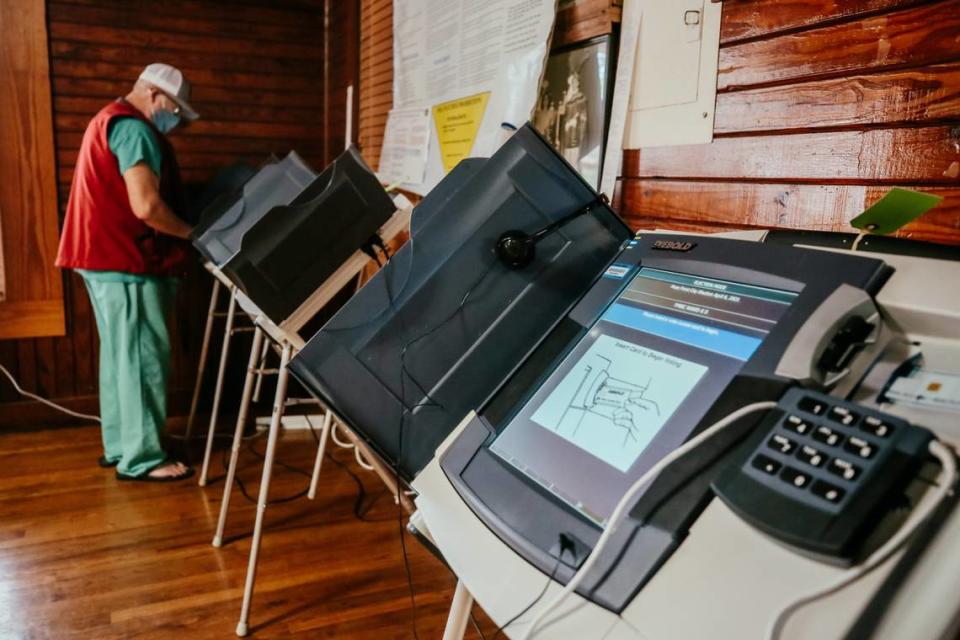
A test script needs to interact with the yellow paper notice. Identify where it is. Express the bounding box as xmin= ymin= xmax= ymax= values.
xmin=432 ymin=92 xmax=490 ymax=174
